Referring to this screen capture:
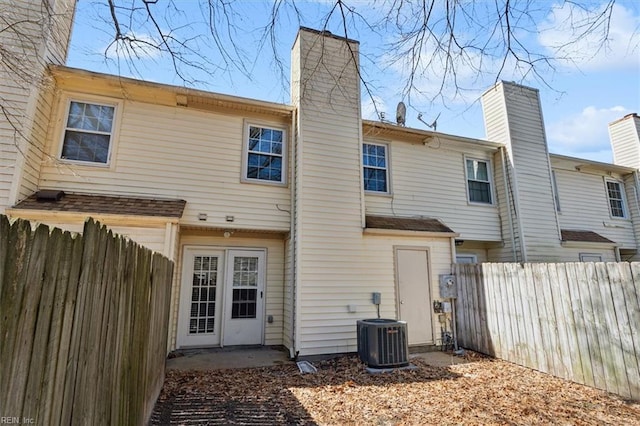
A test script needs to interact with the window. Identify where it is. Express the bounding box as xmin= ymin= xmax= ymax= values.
xmin=363 ymin=143 xmax=389 ymax=192
xmin=456 ymin=254 xmax=477 ymax=264
xmin=606 ymin=180 xmax=626 ymax=218
xmin=61 ymin=100 xmax=115 ymax=164
xmin=244 ymin=125 xmax=285 ymax=183
xmin=465 ymin=158 xmax=492 ymax=204
xmin=579 ymin=253 xmax=602 ymax=262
